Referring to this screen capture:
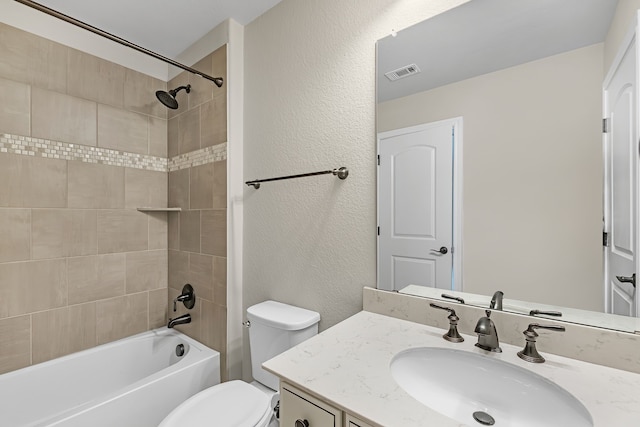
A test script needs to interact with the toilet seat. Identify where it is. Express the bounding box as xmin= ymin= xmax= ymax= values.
xmin=159 ymin=380 xmax=272 ymax=427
